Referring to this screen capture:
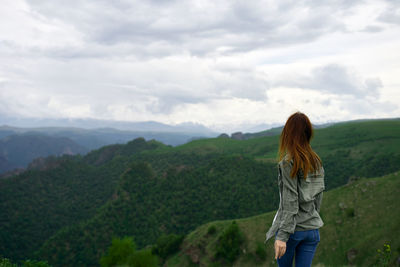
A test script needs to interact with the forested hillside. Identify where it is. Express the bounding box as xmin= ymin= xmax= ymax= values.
xmin=0 ymin=119 xmax=399 ymax=266
xmin=0 ymin=138 xmax=165 ymax=260
xmin=36 ymin=158 xmax=278 ymax=266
